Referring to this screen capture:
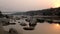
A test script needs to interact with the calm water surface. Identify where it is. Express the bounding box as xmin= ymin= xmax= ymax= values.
xmin=3 ymin=18 xmax=60 ymax=34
